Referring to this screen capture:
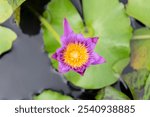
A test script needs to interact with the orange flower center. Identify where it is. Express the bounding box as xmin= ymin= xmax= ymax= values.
xmin=63 ymin=43 xmax=89 ymax=68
